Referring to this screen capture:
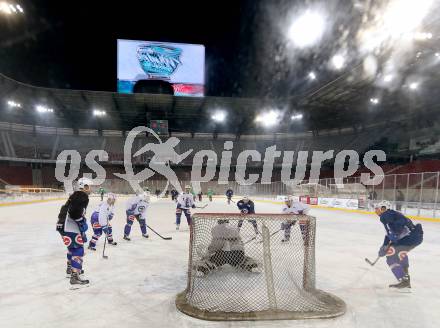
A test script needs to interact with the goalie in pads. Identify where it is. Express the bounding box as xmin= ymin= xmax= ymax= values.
xmin=196 ymin=219 xmax=259 ymax=275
